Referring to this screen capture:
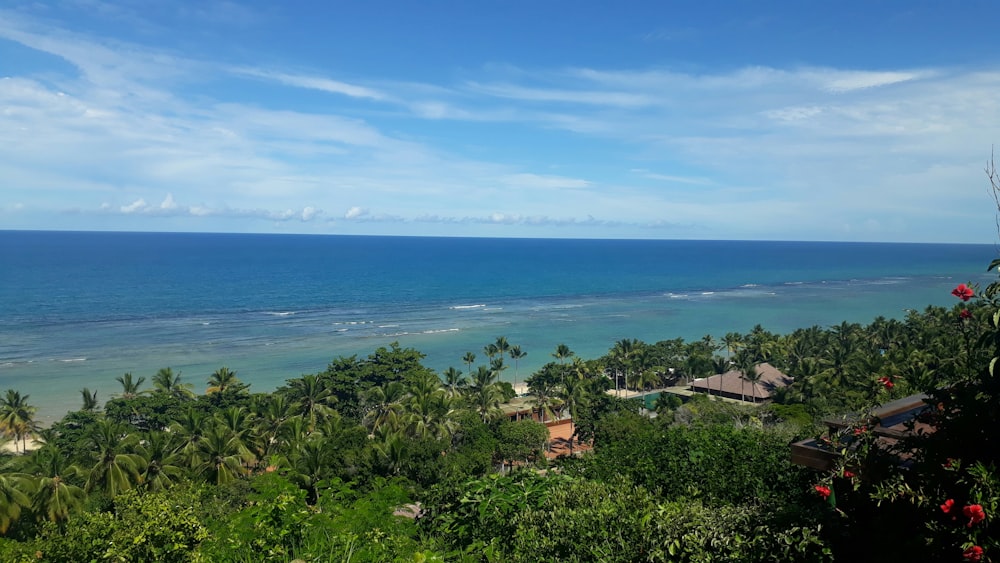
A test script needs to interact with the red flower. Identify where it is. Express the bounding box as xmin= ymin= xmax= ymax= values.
xmin=963 ymin=545 xmax=983 ymax=562
xmin=843 ymin=470 xmax=856 ymax=479
xmin=952 ymin=283 xmax=975 ymax=301
xmin=940 ymin=499 xmax=955 ymax=514
xmin=960 ymin=309 xmax=973 ymax=320
xmin=963 ymin=504 xmax=986 ymax=527
xmin=853 ymin=426 xmax=867 ymax=436
xmin=814 ymin=485 xmax=831 ymax=500
xmin=878 ymin=376 xmax=895 ymax=389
